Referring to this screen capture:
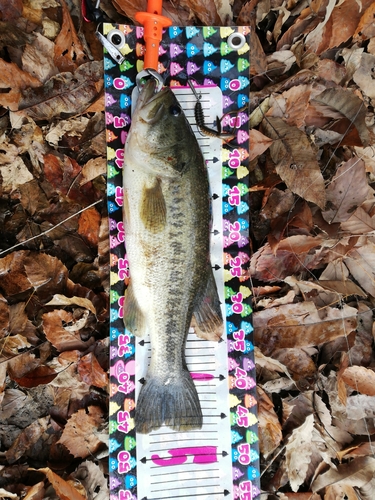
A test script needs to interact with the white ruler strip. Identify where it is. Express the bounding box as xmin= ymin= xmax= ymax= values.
xmin=134 ymin=86 xmax=233 ymax=500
